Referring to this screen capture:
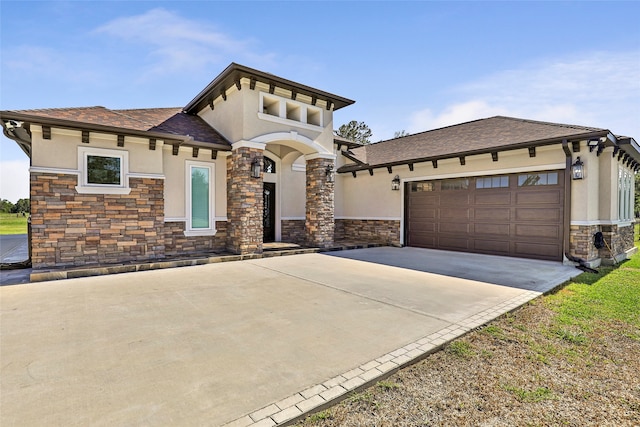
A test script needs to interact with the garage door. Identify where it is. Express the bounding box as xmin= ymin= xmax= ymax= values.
xmin=406 ymin=170 xmax=564 ymax=261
